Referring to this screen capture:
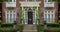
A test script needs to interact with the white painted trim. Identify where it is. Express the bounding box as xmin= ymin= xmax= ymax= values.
xmin=5 ymin=11 xmax=16 ymax=23
xmin=44 ymin=10 xmax=55 ymax=23
xmin=19 ymin=1 xmax=41 ymax=7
